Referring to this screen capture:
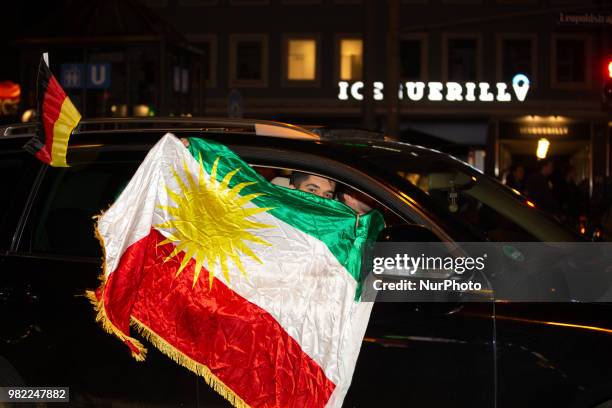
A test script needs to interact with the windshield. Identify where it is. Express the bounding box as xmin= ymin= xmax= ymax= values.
xmin=360 ymin=144 xmax=577 ymax=242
